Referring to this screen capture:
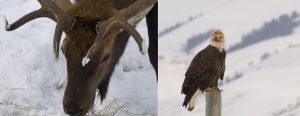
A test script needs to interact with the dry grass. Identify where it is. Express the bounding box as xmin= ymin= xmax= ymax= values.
xmin=0 ymin=97 xmax=156 ymax=116
xmin=0 ymin=100 xmax=48 ymax=116
xmin=90 ymin=97 xmax=154 ymax=116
